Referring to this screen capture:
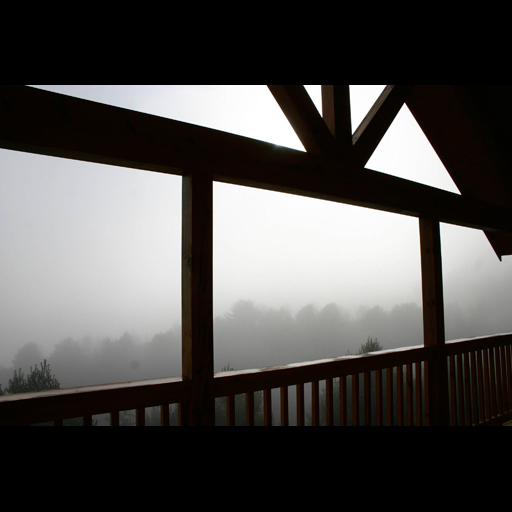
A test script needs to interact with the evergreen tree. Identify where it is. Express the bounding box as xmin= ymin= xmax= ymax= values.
xmin=352 ymin=336 xmax=383 ymax=355
xmin=5 ymin=360 xmax=60 ymax=394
